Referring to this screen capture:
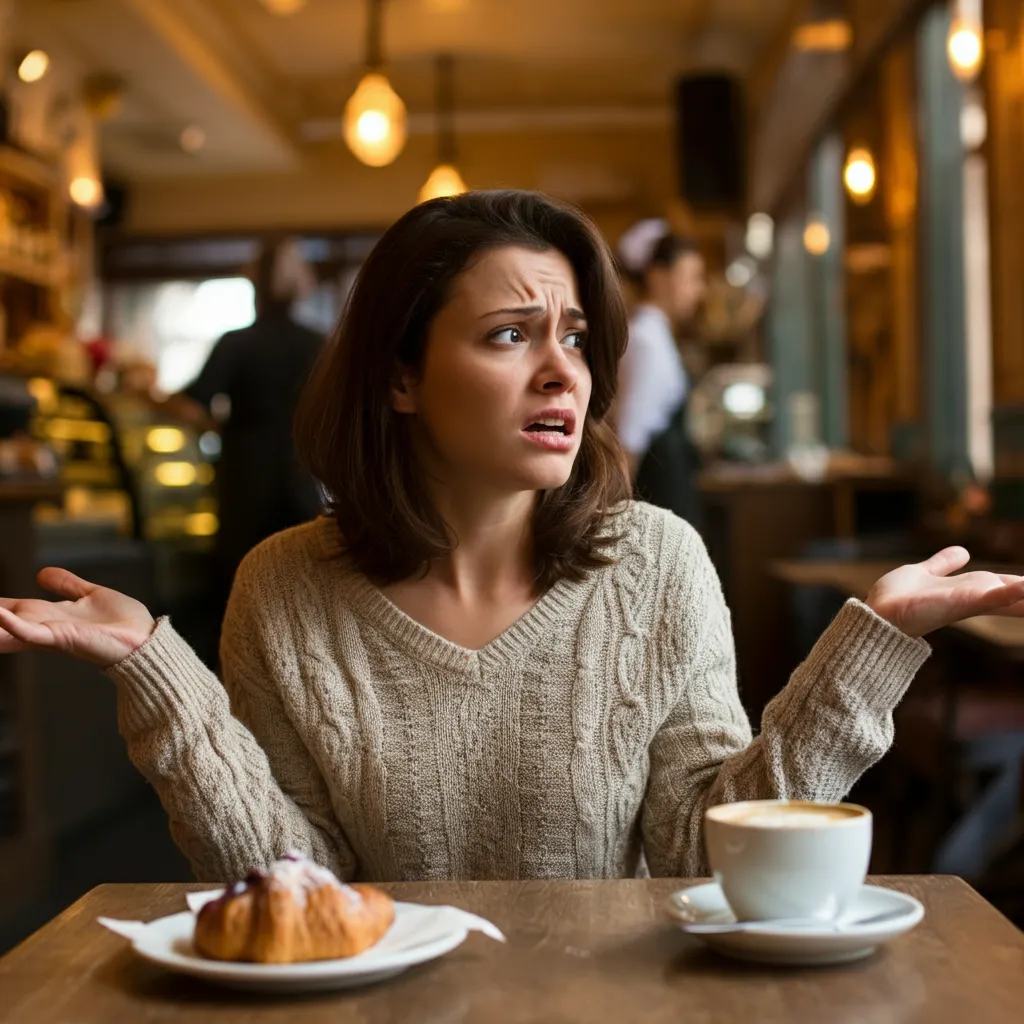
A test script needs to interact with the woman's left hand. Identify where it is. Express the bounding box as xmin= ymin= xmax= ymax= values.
xmin=866 ymin=547 xmax=1024 ymax=638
